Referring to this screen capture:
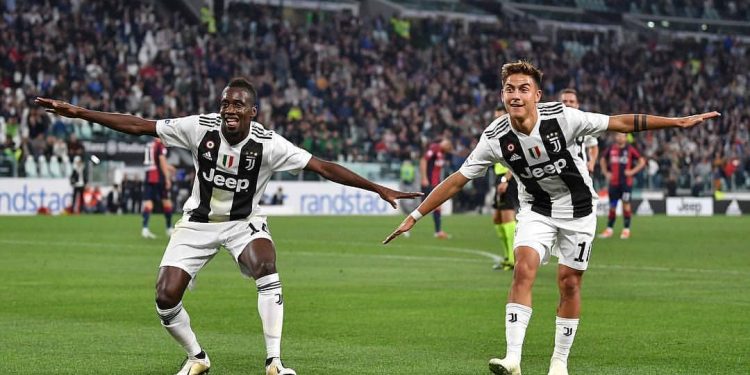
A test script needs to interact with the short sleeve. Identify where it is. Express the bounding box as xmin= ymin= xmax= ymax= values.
xmin=268 ymin=132 xmax=313 ymax=174
xmin=564 ymin=107 xmax=609 ymax=139
xmin=583 ymin=135 xmax=599 ymax=147
xmin=459 ymin=134 xmax=501 ymax=179
xmin=156 ymin=115 xmax=203 ymax=150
